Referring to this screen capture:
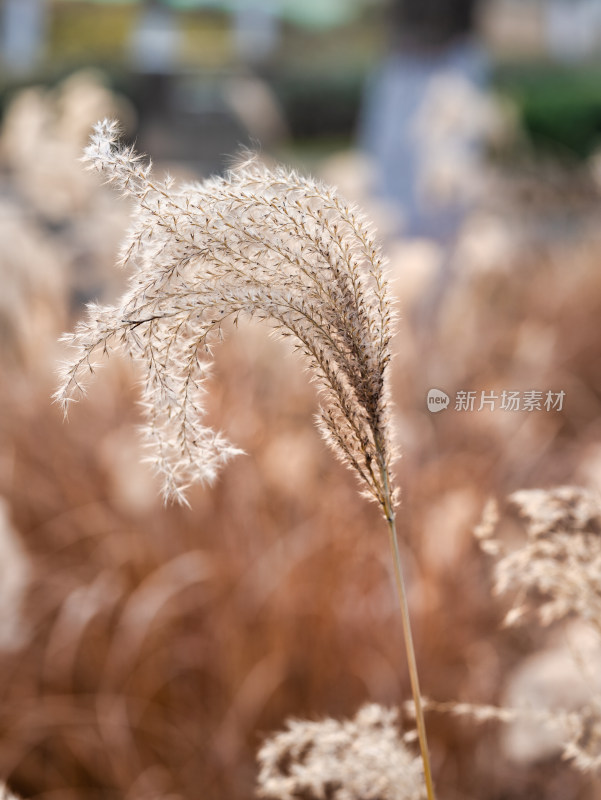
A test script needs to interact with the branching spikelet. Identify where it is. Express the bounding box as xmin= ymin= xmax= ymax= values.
xmin=407 ymin=698 xmax=601 ymax=774
xmin=256 ymin=704 xmax=425 ymax=800
xmin=475 ymin=487 xmax=601 ymax=629
xmin=55 ymin=120 xmax=397 ymax=506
